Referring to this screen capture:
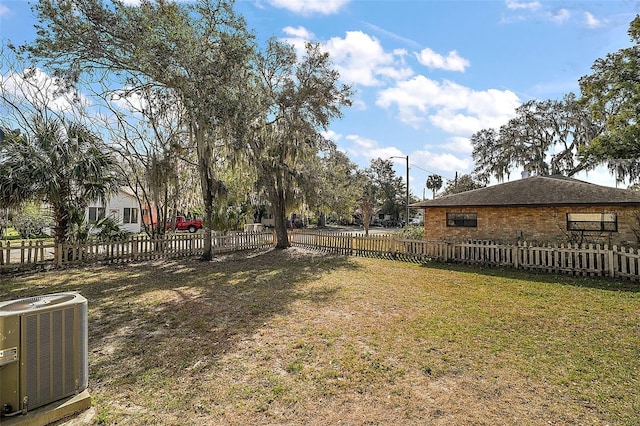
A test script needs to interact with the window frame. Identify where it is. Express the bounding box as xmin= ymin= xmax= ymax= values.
xmin=446 ymin=212 xmax=478 ymax=228
xmin=123 ymin=207 xmax=138 ymax=225
xmin=88 ymin=207 xmax=105 ymax=224
xmin=566 ymin=212 xmax=617 ymax=232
